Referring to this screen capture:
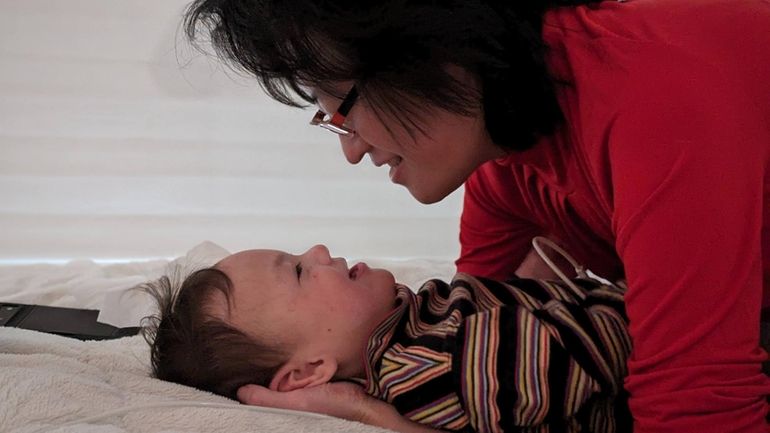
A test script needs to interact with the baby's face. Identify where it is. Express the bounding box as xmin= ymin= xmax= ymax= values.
xmin=215 ymin=245 xmax=398 ymax=376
